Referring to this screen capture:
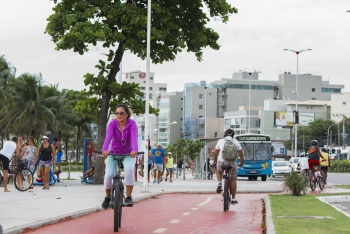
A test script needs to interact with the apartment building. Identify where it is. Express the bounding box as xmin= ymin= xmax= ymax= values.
xmin=183 ymin=71 xmax=344 ymax=142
